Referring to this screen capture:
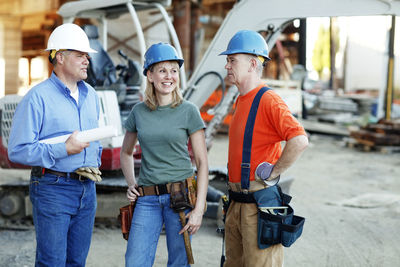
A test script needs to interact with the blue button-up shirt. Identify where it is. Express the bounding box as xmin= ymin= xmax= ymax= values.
xmin=8 ymin=72 xmax=102 ymax=172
